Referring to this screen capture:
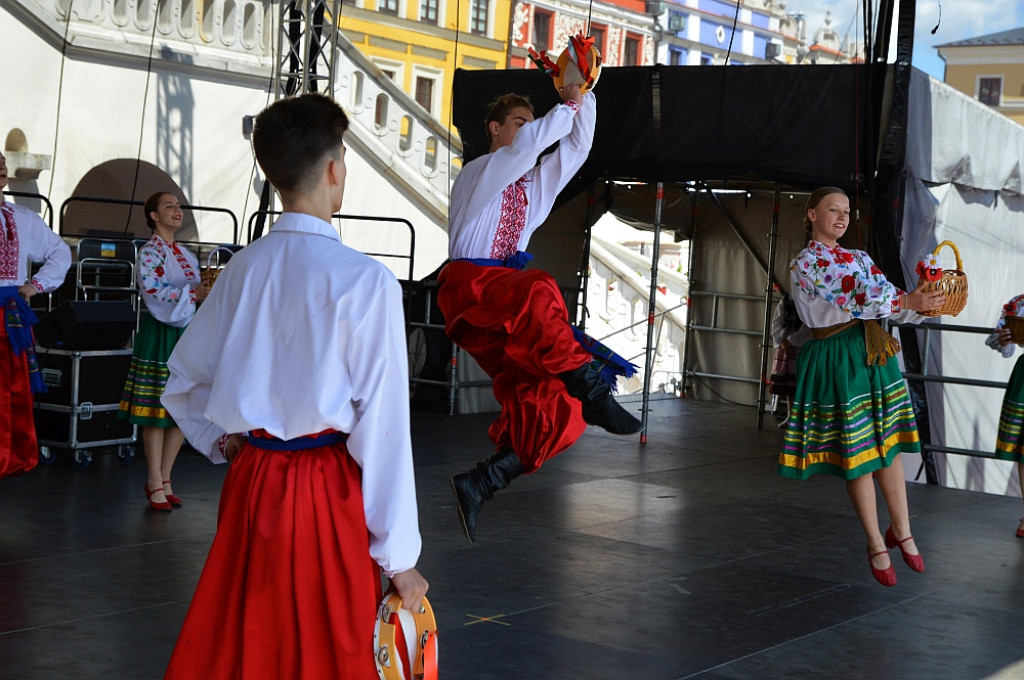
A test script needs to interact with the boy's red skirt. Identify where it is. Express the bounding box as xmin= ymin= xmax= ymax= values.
xmin=437 ymin=261 xmax=592 ymax=470
xmin=0 ymin=318 xmax=38 ymax=479
xmin=164 ymin=437 xmax=380 ymax=680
